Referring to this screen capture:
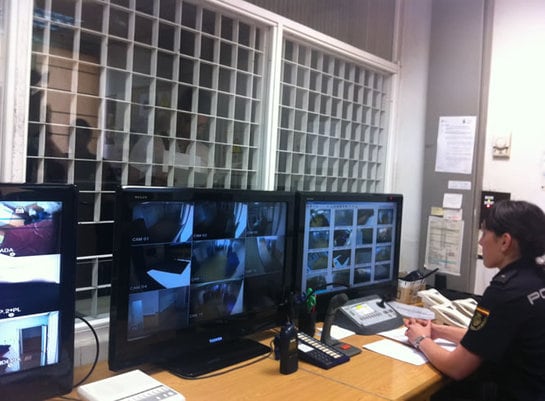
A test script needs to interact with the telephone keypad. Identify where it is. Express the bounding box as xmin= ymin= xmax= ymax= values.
xmin=296 ymin=331 xmax=350 ymax=369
